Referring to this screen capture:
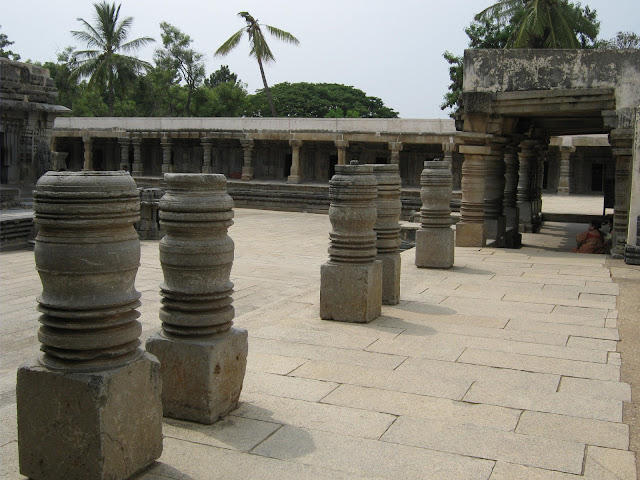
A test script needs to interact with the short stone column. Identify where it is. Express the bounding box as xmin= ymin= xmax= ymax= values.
xmin=388 ymin=141 xmax=403 ymax=165
xmin=371 ymin=164 xmax=402 ymax=305
xmin=17 ymin=171 xmax=163 ymax=480
xmin=119 ymin=137 xmax=131 ymax=172
xmin=557 ymin=145 xmax=574 ymax=195
xmin=503 ymin=142 xmax=522 ymax=248
xmin=201 ymin=138 xmax=213 ymax=173
xmin=610 ymin=131 xmax=633 ymax=258
xmin=288 ymin=139 xmax=302 ymax=183
xmin=138 ymin=188 xmax=165 ymax=240
xmin=456 ymin=144 xmax=489 ymax=247
xmin=161 ymin=136 xmax=173 ymax=174
xmin=320 ymin=162 xmax=382 ymax=323
xmin=335 ymin=139 xmax=349 ymax=166
xmin=240 ymin=138 xmax=254 ymax=180
xmin=82 ymin=135 xmax=93 ymax=170
xmin=146 ymin=174 xmax=248 ymax=424
xmin=416 ymin=160 xmax=454 ymax=268
xmin=132 ymin=137 xmax=143 ymax=175
xmin=517 ymin=140 xmax=537 ymax=232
